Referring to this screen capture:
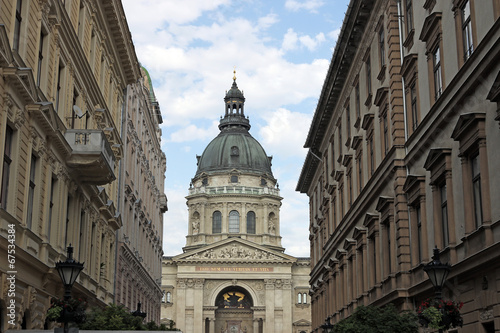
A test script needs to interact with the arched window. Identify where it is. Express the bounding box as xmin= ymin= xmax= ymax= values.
xmin=303 ymin=293 xmax=307 ymax=304
xmin=166 ymin=291 xmax=172 ymax=303
xmin=229 ymin=210 xmax=240 ymax=233
xmin=247 ymin=211 xmax=256 ymax=234
xmin=161 ymin=291 xmax=166 ymax=303
xmin=213 ymin=211 xmax=222 ymax=233
xmin=297 ymin=293 xmax=302 ymax=304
